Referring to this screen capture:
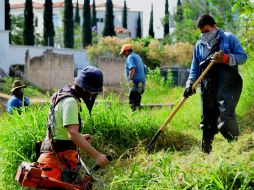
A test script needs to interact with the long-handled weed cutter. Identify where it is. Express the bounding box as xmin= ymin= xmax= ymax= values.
xmin=146 ymin=60 xmax=216 ymax=151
